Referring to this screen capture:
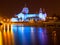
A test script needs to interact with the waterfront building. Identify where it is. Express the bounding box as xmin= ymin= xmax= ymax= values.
xmin=11 ymin=6 xmax=47 ymax=22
